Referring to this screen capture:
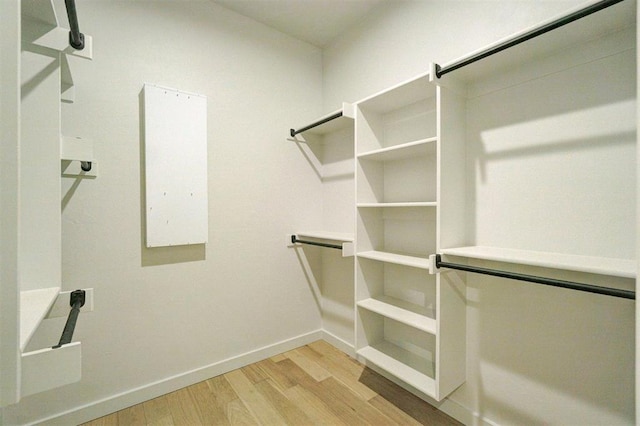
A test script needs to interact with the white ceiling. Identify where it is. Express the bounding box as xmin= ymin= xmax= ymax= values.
xmin=211 ymin=0 xmax=386 ymax=47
